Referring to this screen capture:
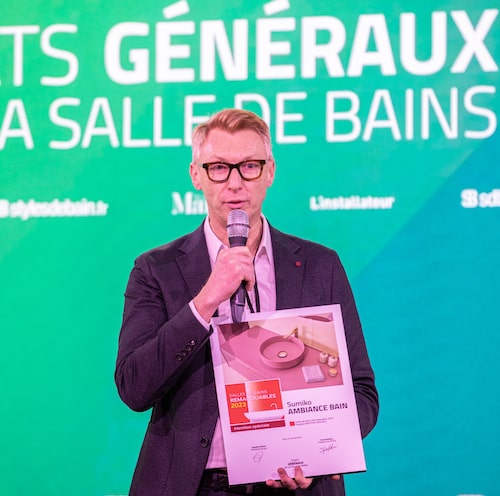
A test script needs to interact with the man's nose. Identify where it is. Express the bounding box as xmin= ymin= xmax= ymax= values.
xmin=226 ymin=167 xmax=243 ymax=188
